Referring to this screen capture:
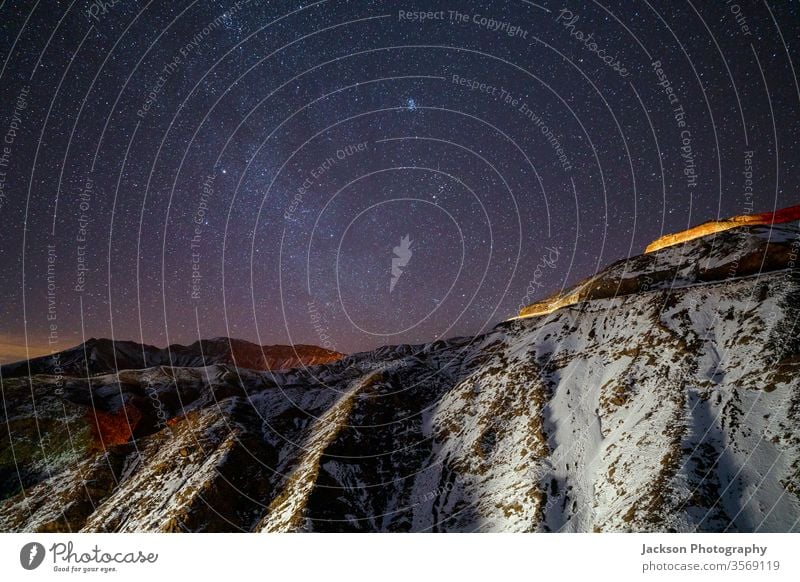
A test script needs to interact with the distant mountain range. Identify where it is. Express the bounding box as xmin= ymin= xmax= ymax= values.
xmin=0 ymin=337 xmax=343 ymax=378
xmin=1 ymin=209 xmax=798 ymax=532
